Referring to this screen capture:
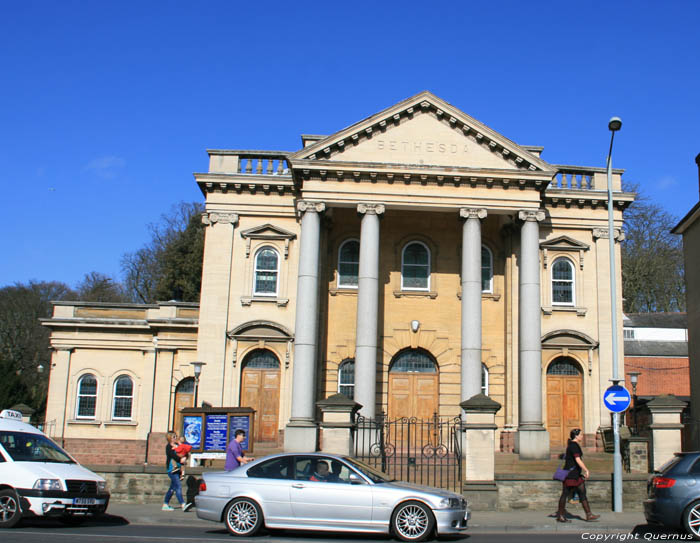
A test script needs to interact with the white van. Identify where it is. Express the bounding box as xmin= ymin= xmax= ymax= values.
xmin=0 ymin=409 xmax=109 ymax=528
